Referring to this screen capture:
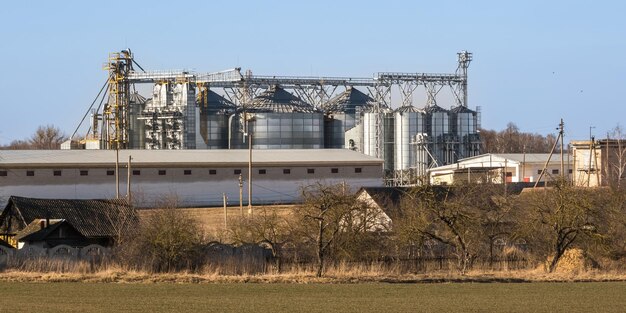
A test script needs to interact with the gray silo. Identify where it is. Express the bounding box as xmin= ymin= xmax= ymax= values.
xmin=324 ymin=87 xmax=373 ymax=148
xmin=394 ymin=105 xmax=426 ymax=173
xmin=449 ymin=105 xmax=480 ymax=160
xmin=230 ymin=85 xmax=324 ymax=149
xmin=197 ymin=89 xmax=235 ymax=149
xmin=362 ymin=107 xmax=394 ymax=173
xmin=424 ymin=104 xmax=451 ymax=166
xmin=128 ymin=92 xmax=146 ymax=149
